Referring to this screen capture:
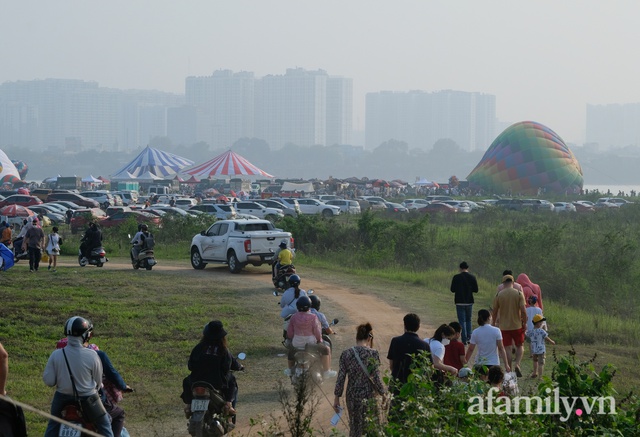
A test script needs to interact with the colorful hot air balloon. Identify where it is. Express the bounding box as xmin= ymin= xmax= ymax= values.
xmin=467 ymin=121 xmax=583 ymax=195
xmin=0 ymin=149 xmax=22 ymax=186
xmin=11 ymin=160 xmax=28 ymax=179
